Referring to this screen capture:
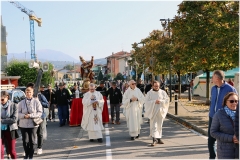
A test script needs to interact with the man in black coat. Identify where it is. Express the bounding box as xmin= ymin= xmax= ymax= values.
xmin=96 ymin=81 xmax=107 ymax=93
xmin=43 ymin=84 xmax=56 ymax=122
xmin=106 ymin=81 xmax=122 ymax=124
xmin=55 ymin=82 xmax=71 ymax=127
xmin=137 ymin=80 xmax=145 ymax=117
xmin=145 ymin=81 xmax=152 ymax=94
